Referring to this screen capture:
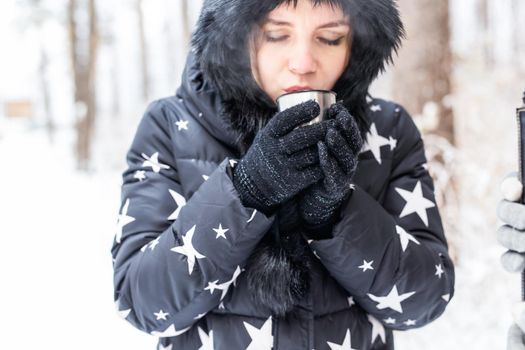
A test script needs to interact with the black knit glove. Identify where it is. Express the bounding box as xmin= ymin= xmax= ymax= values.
xmin=298 ymin=103 xmax=363 ymax=236
xmin=233 ymin=100 xmax=332 ymax=216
